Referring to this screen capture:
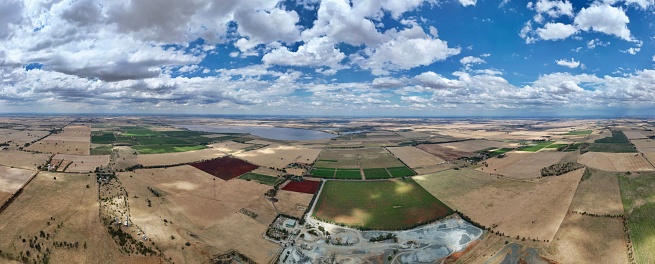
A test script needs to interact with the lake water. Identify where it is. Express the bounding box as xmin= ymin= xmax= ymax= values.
xmin=181 ymin=124 xmax=337 ymax=141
